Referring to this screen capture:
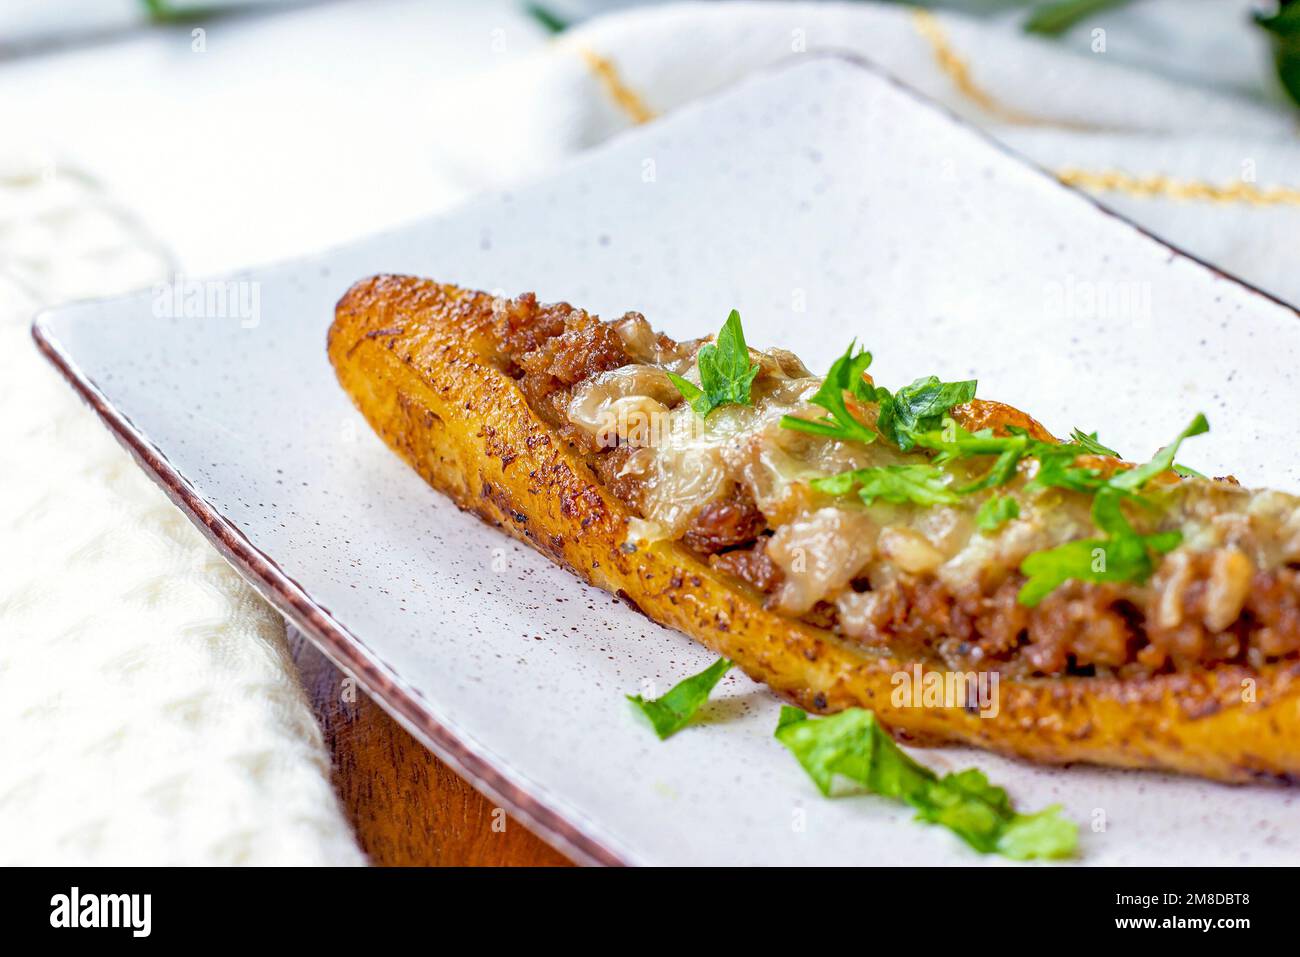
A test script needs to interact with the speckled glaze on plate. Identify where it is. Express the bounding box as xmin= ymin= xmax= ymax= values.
xmin=34 ymin=55 xmax=1300 ymax=865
